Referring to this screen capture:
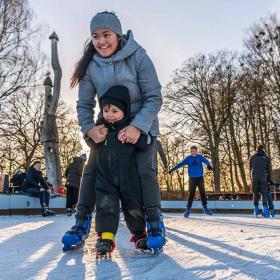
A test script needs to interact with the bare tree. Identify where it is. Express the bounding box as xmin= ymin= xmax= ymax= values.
xmin=0 ymin=0 xmax=42 ymax=100
xmin=56 ymin=103 xmax=83 ymax=174
xmin=0 ymin=91 xmax=83 ymax=177
xmin=0 ymin=89 xmax=45 ymax=173
xmin=164 ymin=51 xmax=239 ymax=192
